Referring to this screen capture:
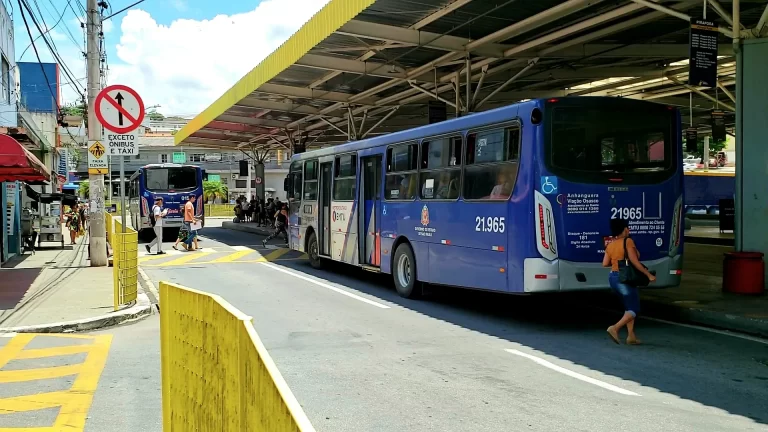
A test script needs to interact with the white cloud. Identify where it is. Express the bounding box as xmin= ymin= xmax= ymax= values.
xmin=108 ymin=0 xmax=330 ymax=116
